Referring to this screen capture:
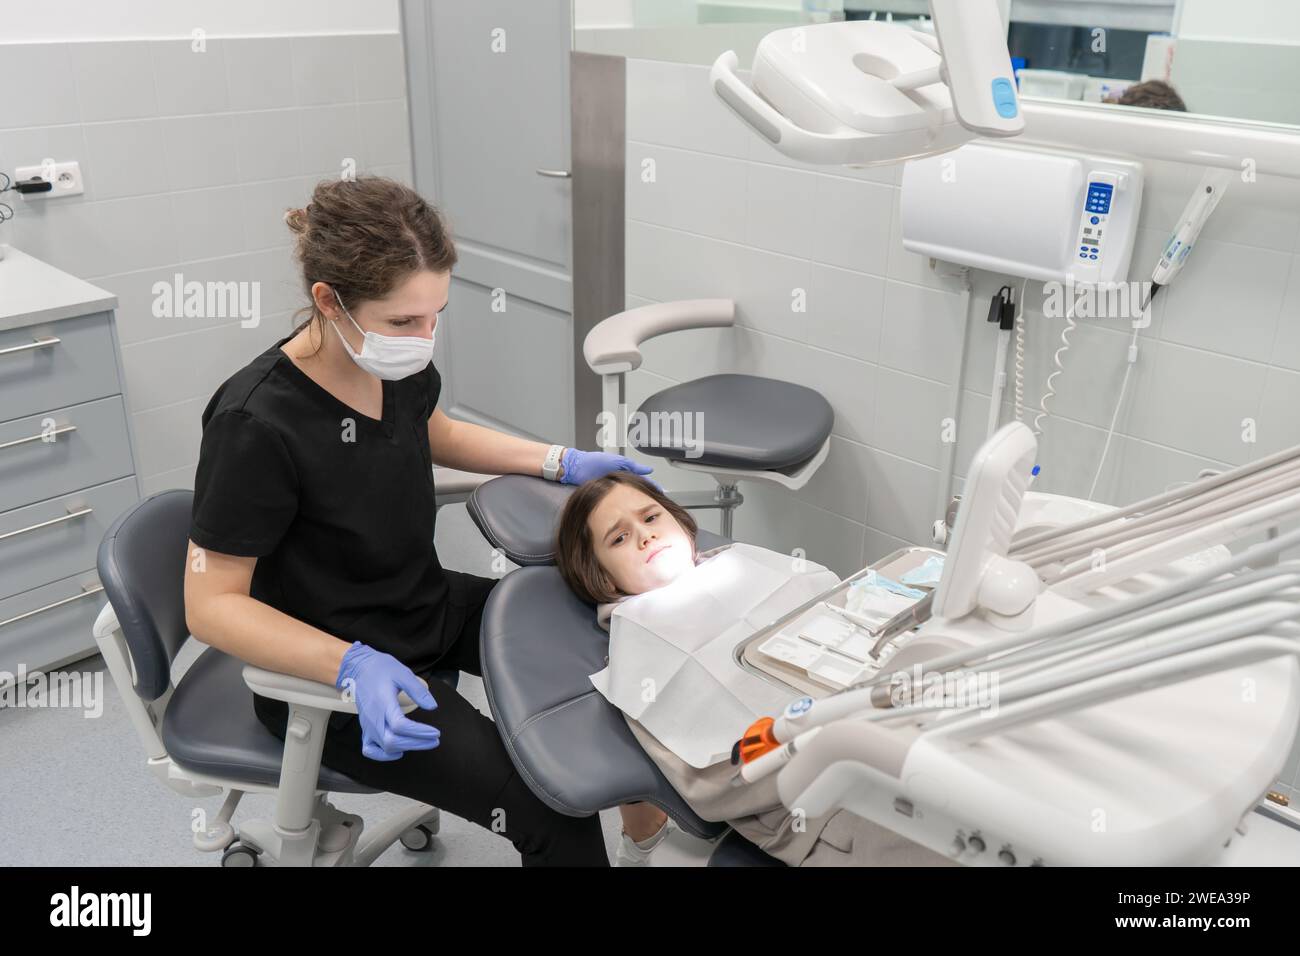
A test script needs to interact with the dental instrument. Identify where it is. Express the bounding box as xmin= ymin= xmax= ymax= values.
xmin=744 ymin=429 xmax=1300 ymax=723
xmin=1009 ymin=446 xmax=1300 ymax=589
xmin=1153 ymin=168 xmax=1235 ymax=292
xmin=1085 ymin=167 xmax=1236 ymax=496
xmin=737 ymin=726 xmax=824 ymax=785
xmin=1015 ymin=443 xmax=1300 ymax=554
xmin=746 ymin=538 xmax=1300 ymax=755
